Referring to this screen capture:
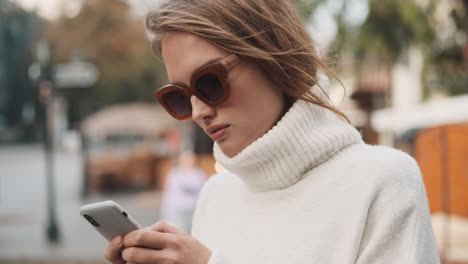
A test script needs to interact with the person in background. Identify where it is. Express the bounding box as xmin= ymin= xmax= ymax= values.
xmin=160 ymin=151 xmax=206 ymax=233
xmin=104 ymin=0 xmax=440 ymax=263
